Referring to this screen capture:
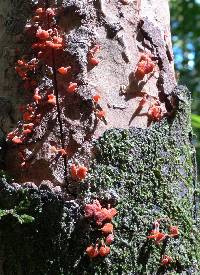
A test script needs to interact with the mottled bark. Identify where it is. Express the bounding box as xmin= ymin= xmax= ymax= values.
xmin=0 ymin=0 xmax=175 ymax=186
xmin=0 ymin=0 xmax=199 ymax=274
